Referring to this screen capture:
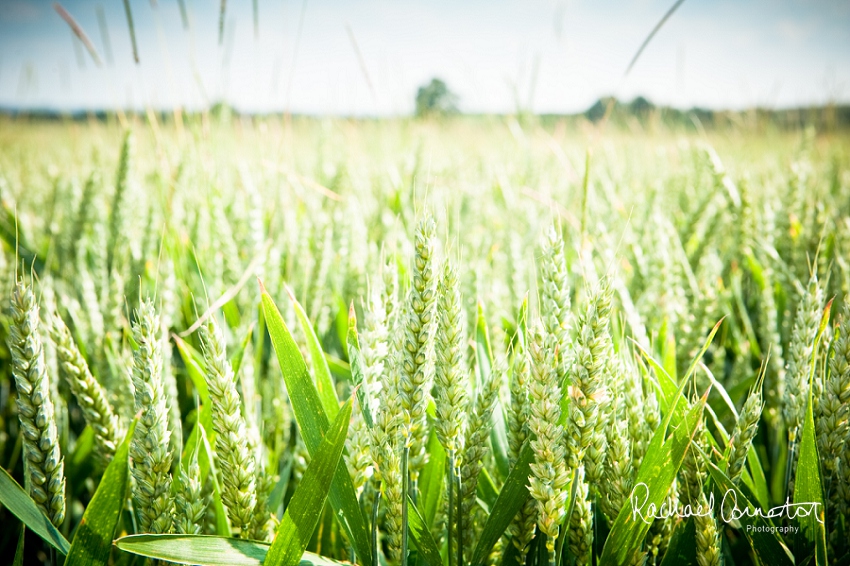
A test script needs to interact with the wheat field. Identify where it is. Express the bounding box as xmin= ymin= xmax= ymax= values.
xmin=0 ymin=116 xmax=848 ymax=566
